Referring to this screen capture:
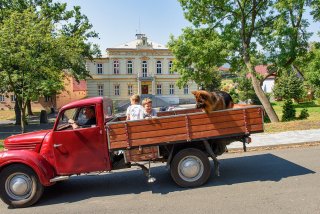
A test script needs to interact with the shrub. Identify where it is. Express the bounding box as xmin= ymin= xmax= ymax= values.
xmin=273 ymin=71 xmax=305 ymax=101
xmin=282 ymin=99 xmax=296 ymax=121
xmin=298 ymin=108 xmax=309 ymax=120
